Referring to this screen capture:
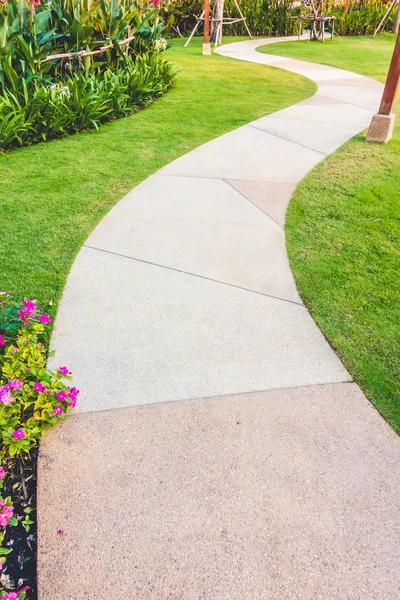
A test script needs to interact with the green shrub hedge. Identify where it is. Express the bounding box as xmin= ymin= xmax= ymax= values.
xmin=0 ymin=0 xmax=175 ymax=150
